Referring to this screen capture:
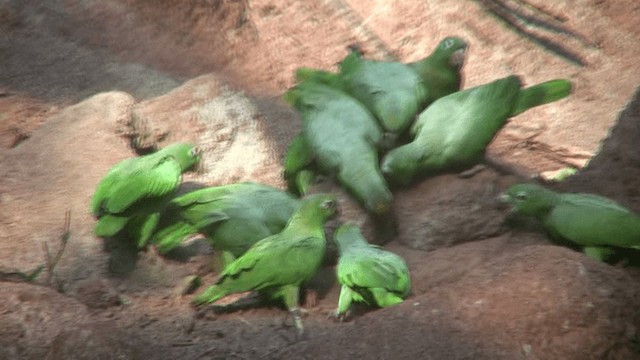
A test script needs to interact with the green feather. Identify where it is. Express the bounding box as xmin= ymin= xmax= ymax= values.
xmin=192 ymin=193 xmax=338 ymax=309
xmin=334 ymin=223 xmax=411 ymax=316
xmin=105 ymin=158 xmax=181 ymax=214
xmin=94 ymin=214 xmax=129 ymax=237
xmin=512 ymin=79 xmax=572 ymax=117
xmin=127 ymin=212 xmax=161 ymax=249
xmin=287 ymin=81 xmax=392 ymax=214
xmin=407 ymin=36 xmax=468 ymax=104
xmin=334 ymin=37 xmax=467 ymax=136
xmin=153 ymin=183 xmax=301 ymax=257
xmin=381 ymin=75 xmax=572 ymax=186
xmin=283 ymin=133 xmax=315 ymax=195
xmin=90 ymin=142 xmax=200 ymax=249
xmin=502 ymin=183 xmax=640 ymax=259
xmin=153 ymin=221 xmax=200 ymax=255
xmin=294 ymin=67 xmax=343 ymax=89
